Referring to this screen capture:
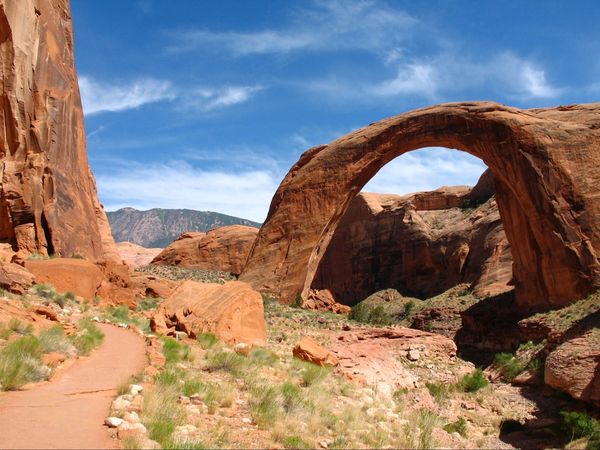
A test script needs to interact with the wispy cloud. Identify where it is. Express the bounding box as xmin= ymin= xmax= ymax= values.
xmin=79 ymin=75 xmax=262 ymax=115
xmin=167 ymin=0 xmax=416 ymax=56
xmin=308 ymin=51 xmax=562 ymax=102
xmin=79 ymin=76 xmax=176 ymax=115
xmin=363 ymin=147 xmax=487 ymax=195
xmin=97 ymin=160 xmax=282 ymax=223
